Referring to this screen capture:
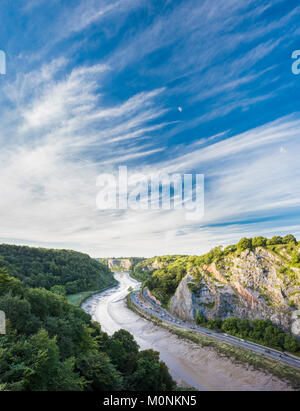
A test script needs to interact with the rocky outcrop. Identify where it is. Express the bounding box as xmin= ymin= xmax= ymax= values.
xmin=170 ymin=247 xmax=300 ymax=336
xmin=147 ymin=289 xmax=162 ymax=306
xmin=108 ymin=258 xmax=132 ymax=271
